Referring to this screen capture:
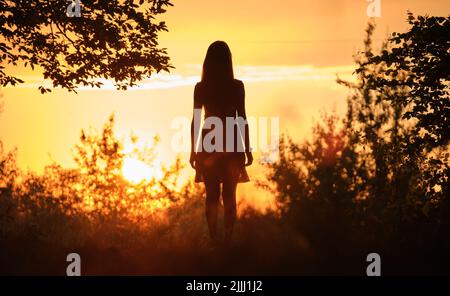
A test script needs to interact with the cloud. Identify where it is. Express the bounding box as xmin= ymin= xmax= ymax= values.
xmin=7 ymin=64 xmax=355 ymax=91
xmin=129 ymin=64 xmax=355 ymax=90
